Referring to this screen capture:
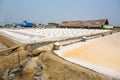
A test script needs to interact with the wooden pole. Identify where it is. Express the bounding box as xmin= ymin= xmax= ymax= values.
xmin=18 ymin=51 xmax=20 ymax=67
xmin=18 ymin=51 xmax=22 ymax=76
